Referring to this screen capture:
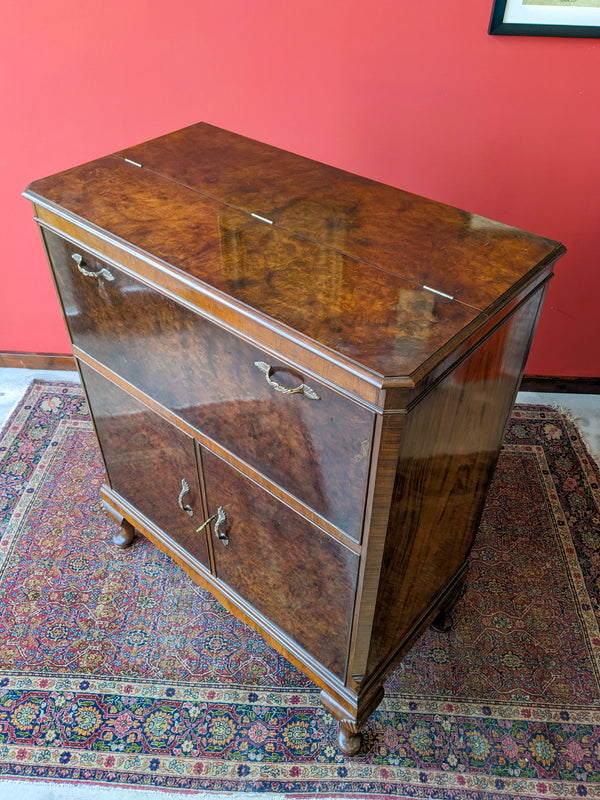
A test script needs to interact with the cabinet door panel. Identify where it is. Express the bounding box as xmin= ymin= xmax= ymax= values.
xmin=201 ymin=447 xmax=358 ymax=680
xmin=44 ymin=228 xmax=372 ymax=540
xmin=80 ymin=363 xmax=210 ymax=568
